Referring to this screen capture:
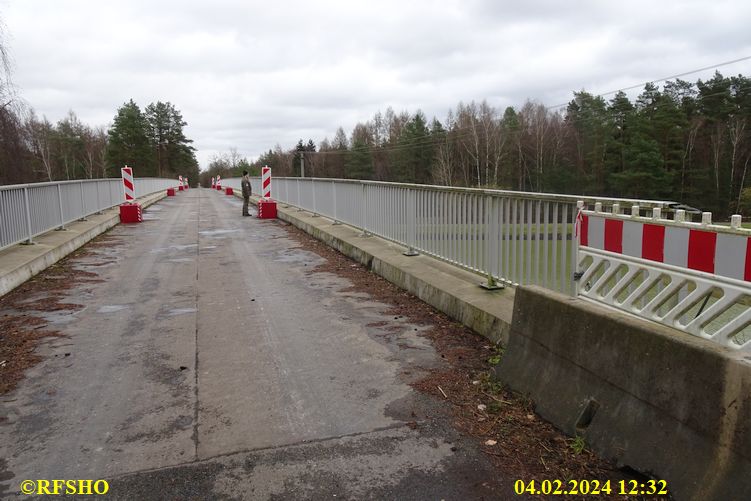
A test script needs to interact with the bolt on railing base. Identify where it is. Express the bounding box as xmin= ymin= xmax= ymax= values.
xmin=311 ymin=212 xmax=319 ymax=217
xmin=21 ymin=240 xmax=36 ymax=246
xmin=332 ymin=220 xmax=341 ymax=225
xmin=359 ymin=230 xmax=372 ymax=238
xmin=403 ymin=248 xmax=419 ymax=257
xmin=479 ymin=275 xmax=504 ymax=290
xmin=55 ymin=226 xmax=67 ymax=231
